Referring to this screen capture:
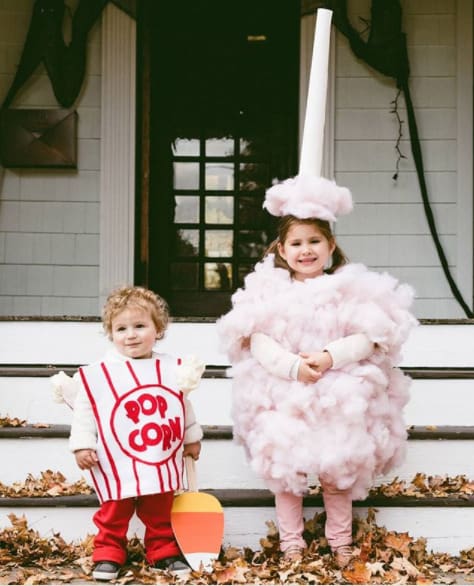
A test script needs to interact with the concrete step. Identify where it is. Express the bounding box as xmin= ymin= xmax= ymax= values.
xmin=2 ymin=425 xmax=474 ymax=488
xmin=1 ymin=492 xmax=473 ymax=555
xmin=1 ymin=367 xmax=474 ymax=427
xmin=2 ymin=320 xmax=474 ymax=368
